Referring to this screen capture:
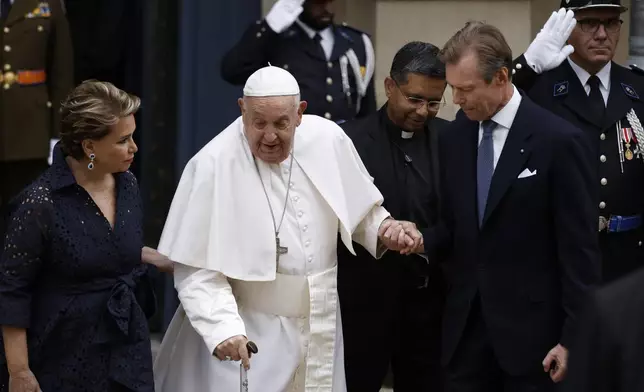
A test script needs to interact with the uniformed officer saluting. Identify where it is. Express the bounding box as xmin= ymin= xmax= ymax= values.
xmin=221 ymin=0 xmax=376 ymax=124
xmin=513 ymin=0 xmax=644 ymax=282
